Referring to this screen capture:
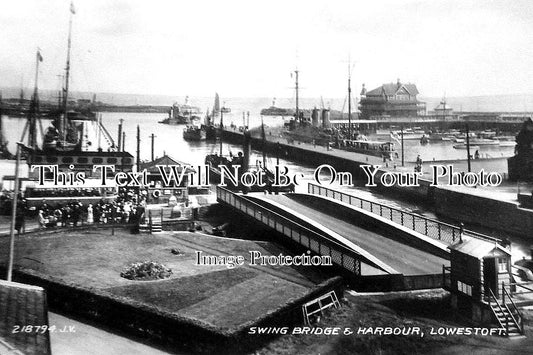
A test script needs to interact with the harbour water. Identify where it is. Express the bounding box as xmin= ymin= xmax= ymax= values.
xmin=0 ymin=110 xmax=528 ymax=258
